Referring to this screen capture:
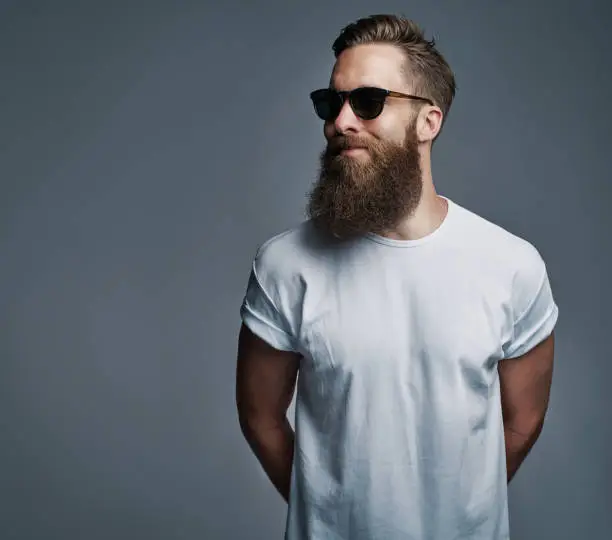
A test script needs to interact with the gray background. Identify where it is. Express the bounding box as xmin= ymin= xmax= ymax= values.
xmin=1 ymin=1 xmax=610 ymax=539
